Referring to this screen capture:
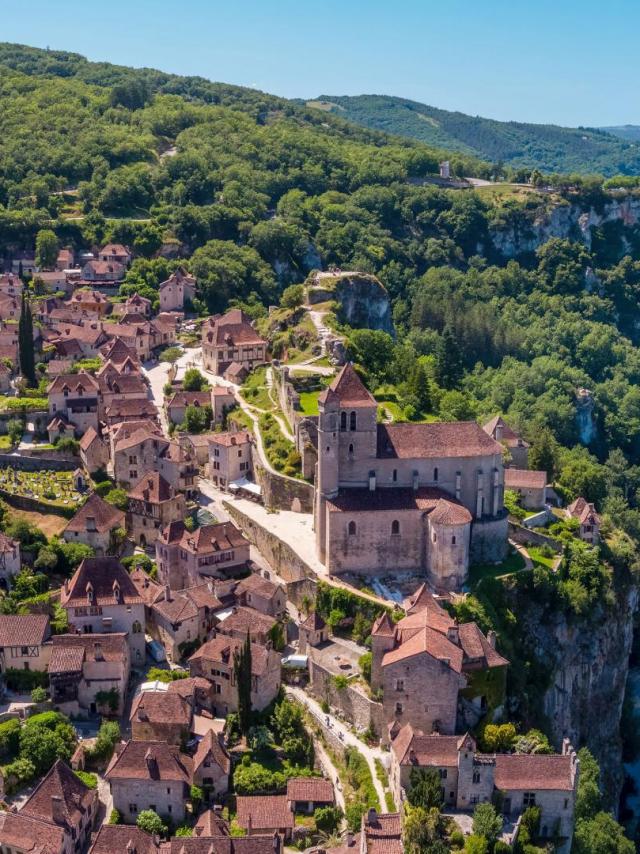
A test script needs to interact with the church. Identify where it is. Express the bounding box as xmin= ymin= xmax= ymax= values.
xmin=314 ymin=365 xmax=508 ymax=590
